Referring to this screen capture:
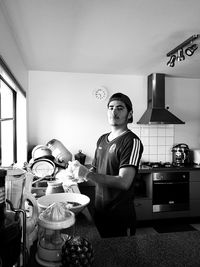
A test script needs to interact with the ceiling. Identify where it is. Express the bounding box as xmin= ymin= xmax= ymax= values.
xmin=1 ymin=0 xmax=200 ymax=78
